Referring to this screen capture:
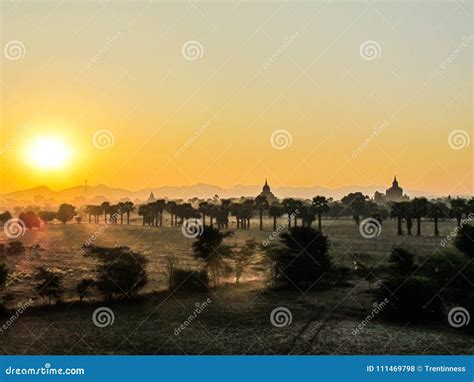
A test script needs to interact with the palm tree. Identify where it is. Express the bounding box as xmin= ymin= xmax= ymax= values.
xmin=138 ymin=204 xmax=150 ymax=225
xmin=192 ymin=226 xmax=233 ymax=287
xmin=242 ymin=199 xmax=254 ymax=229
xmin=400 ymin=201 xmax=413 ymax=235
xmin=198 ymin=201 xmax=209 ymax=226
xmin=268 ymin=203 xmax=283 ymax=231
xmin=155 ymin=200 xmax=166 ymax=226
xmin=282 ymin=198 xmax=297 ymax=228
xmin=427 ymin=202 xmax=449 ymax=236
xmin=312 ymin=196 xmax=331 ymax=230
xmin=341 ymin=192 xmax=368 ymax=225
xmin=450 ymin=198 xmax=467 ymax=226
xmin=390 ymin=202 xmax=404 ymax=235
xmin=101 ymin=202 xmax=110 ymax=224
xmin=411 ymin=198 xmax=429 ymax=236
xmin=299 ymin=204 xmax=315 ymax=227
xmin=254 ymin=195 xmax=269 ymax=230
xmin=123 ymin=201 xmax=134 ymax=224
xmin=117 ymin=202 xmax=126 ymax=224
